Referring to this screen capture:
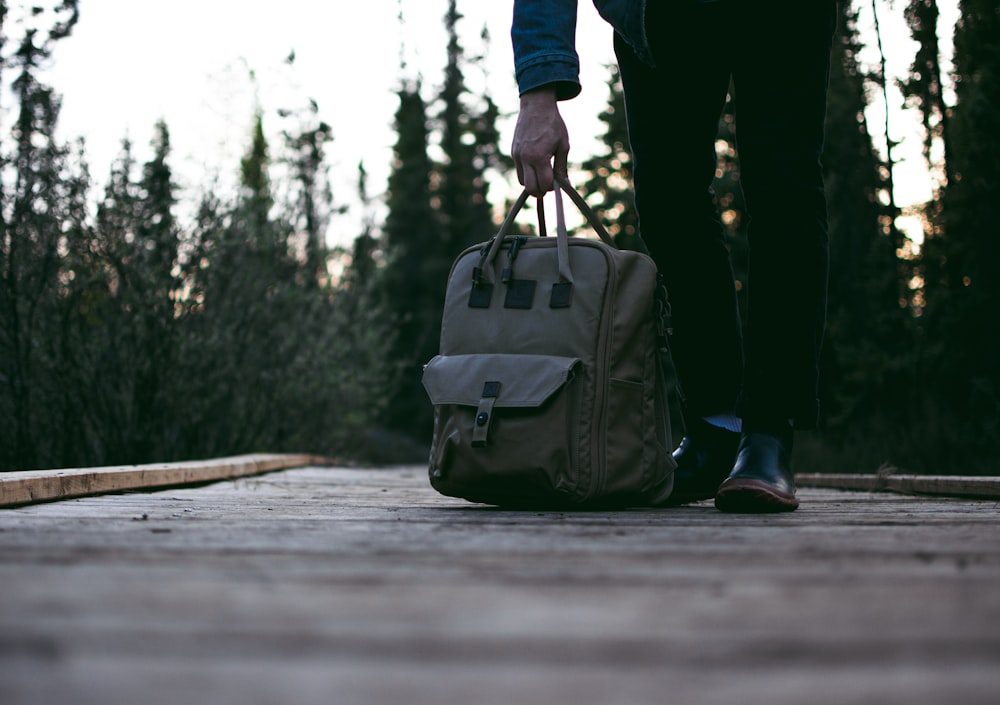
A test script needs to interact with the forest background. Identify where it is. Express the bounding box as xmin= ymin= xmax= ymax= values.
xmin=1 ymin=0 xmax=996 ymax=475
